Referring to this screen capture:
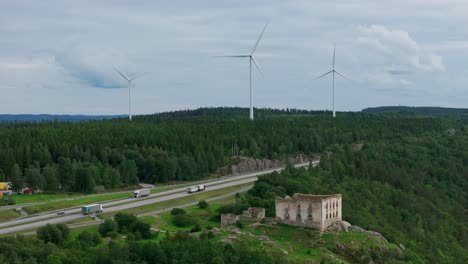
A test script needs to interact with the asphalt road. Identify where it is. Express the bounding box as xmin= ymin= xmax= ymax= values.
xmin=0 ymin=160 xmax=318 ymax=235
xmin=19 ymin=186 xmax=254 ymax=236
